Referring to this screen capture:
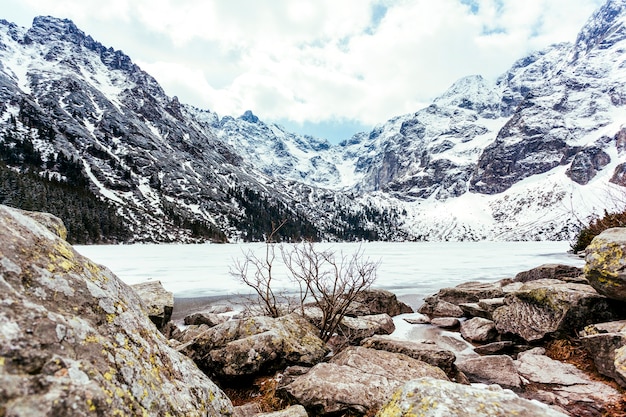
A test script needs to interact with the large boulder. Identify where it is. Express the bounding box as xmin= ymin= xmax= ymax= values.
xmin=360 ymin=335 xmax=458 ymax=380
xmin=179 ymin=313 xmax=329 ymax=380
xmin=492 ymin=279 xmax=620 ymax=342
xmin=377 ymin=377 xmax=568 ymax=417
xmin=456 ymin=355 xmax=522 ymax=388
xmin=0 ymin=205 xmax=233 ymax=416
xmin=348 ymin=289 xmax=413 ymax=316
xmin=460 ymin=317 xmax=497 ymax=343
xmin=280 ymin=346 xmax=448 ymax=415
xmin=130 ymin=280 xmax=174 ymax=330
xmin=584 ymin=227 xmax=626 ymax=301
